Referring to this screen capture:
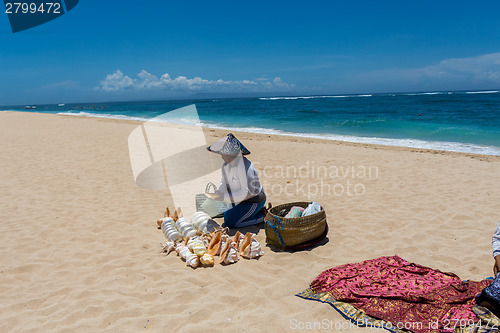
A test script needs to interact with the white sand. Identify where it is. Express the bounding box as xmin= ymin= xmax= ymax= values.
xmin=1 ymin=111 xmax=499 ymax=332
